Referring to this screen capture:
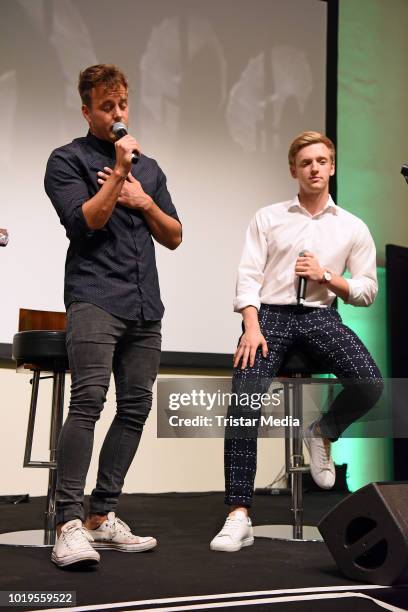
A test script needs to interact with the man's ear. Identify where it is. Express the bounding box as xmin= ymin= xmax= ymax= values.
xmin=289 ymin=164 xmax=297 ymax=179
xmin=82 ymin=104 xmax=91 ymax=125
xmin=330 ymin=161 xmax=335 ymax=177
